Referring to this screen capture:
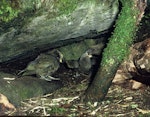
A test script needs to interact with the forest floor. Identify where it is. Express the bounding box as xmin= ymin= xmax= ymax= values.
xmin=2 ymin=66 xmax=150 ymax=117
